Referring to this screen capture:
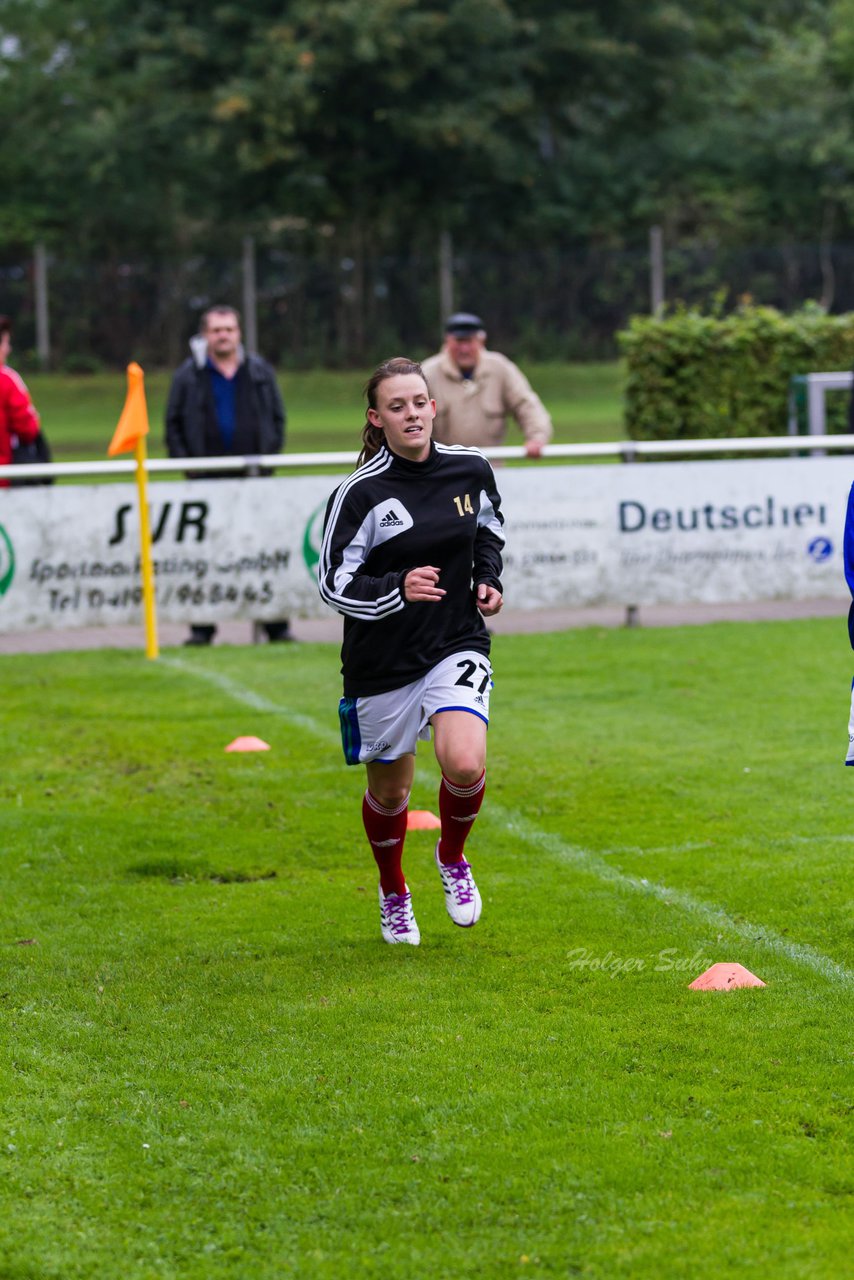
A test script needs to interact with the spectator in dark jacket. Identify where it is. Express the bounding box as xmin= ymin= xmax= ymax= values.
xmin=165 ymin=305 xmax=292 ymax=645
